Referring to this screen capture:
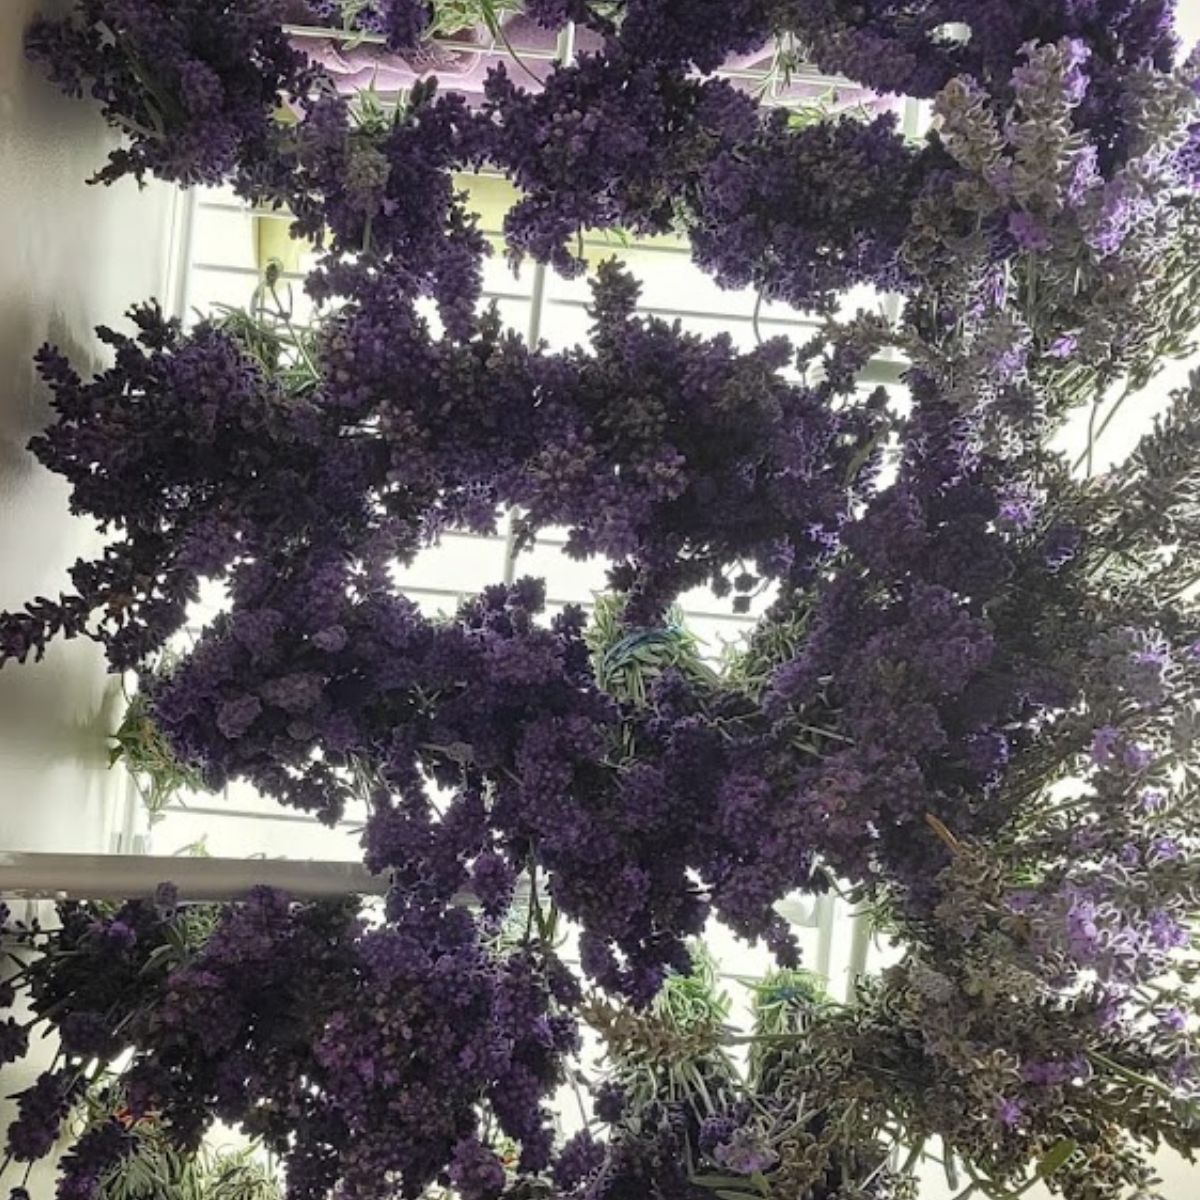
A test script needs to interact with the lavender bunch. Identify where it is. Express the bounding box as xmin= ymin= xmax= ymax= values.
xmin=0 ymin=304 xmax=362 ymax=671
xmin=573 ymin=957 xmax=908 ymax=1200
xmin=782 ymin=0 xmax=1181 ymax=157
xmin=25 ymin=0 xmax=314 ymax=187
xmin=0 ymin=892 xmax=575 ymax=1200
xmin=480 ymin=55 xmax=758 ymax=278
xmin=0 ymin=255 xmax=893 ymax=993
xmin=282 ymin=84 xmax=492 ymax=337
xmin=690 ymin=108 xmax=932 ymax=312
xmin=508 ymin=262 xmax=888 ymax=611
xmin=737 ymin=39 xmax=1200 ymax=1195
xmin=481 ymin=56 xmax=937 ymax=312
xmin=6 ymin=2 xmax=1200 ymax=1199
xmin=145 ymin=566 xmax=823 ymax=998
